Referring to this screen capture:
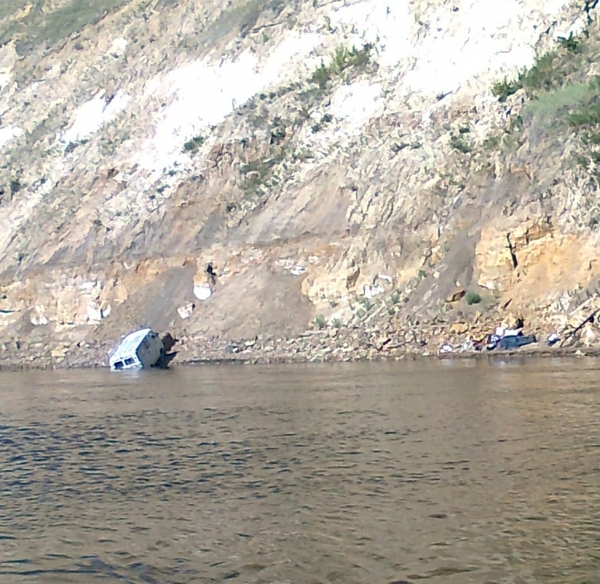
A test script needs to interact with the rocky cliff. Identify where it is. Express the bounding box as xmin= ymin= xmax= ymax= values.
xmin=1 ymin=0 xmax=600 ymax=367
